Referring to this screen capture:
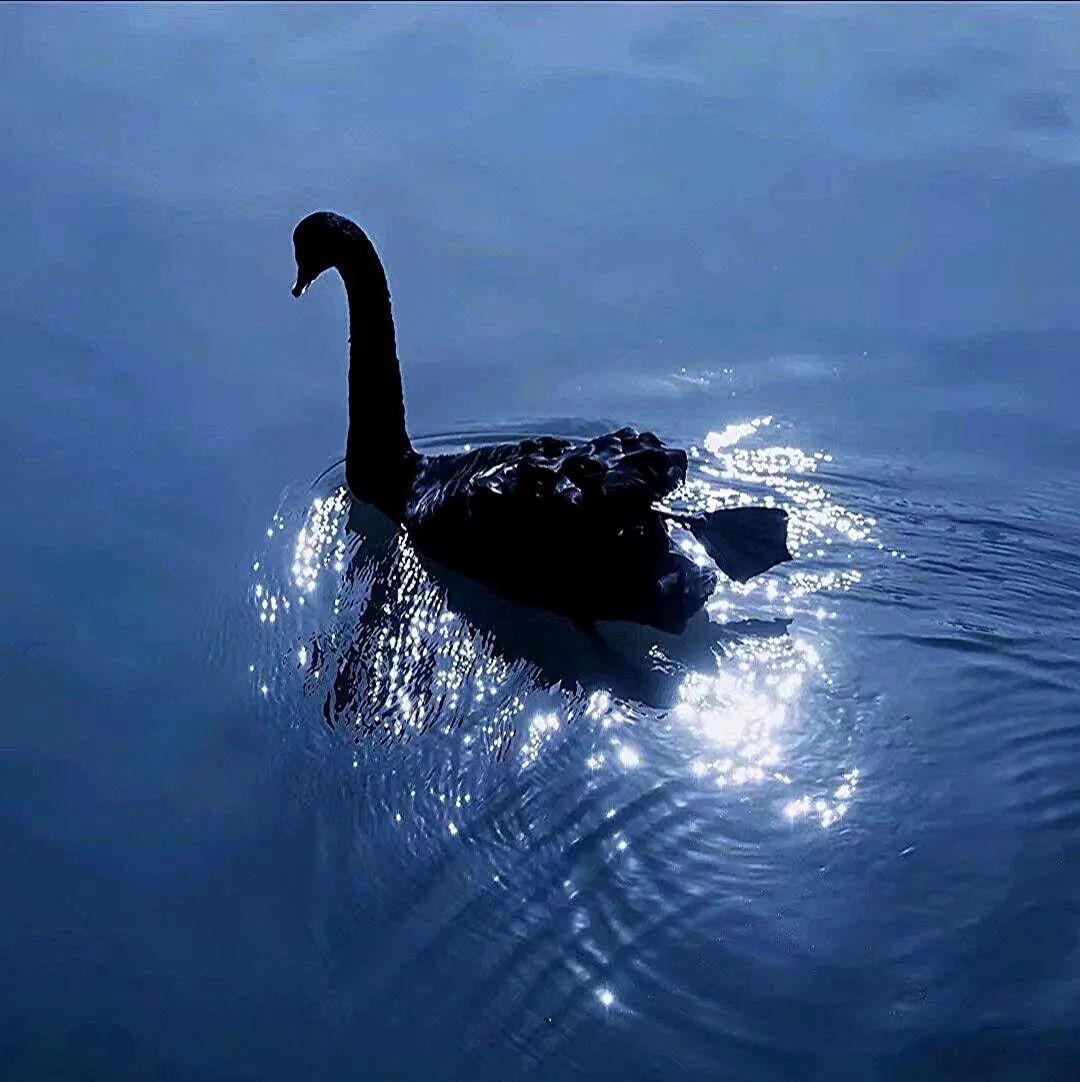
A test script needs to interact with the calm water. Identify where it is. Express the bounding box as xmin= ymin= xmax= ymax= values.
xmin=4 ymin=5 xmax=1080 ymax=1079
